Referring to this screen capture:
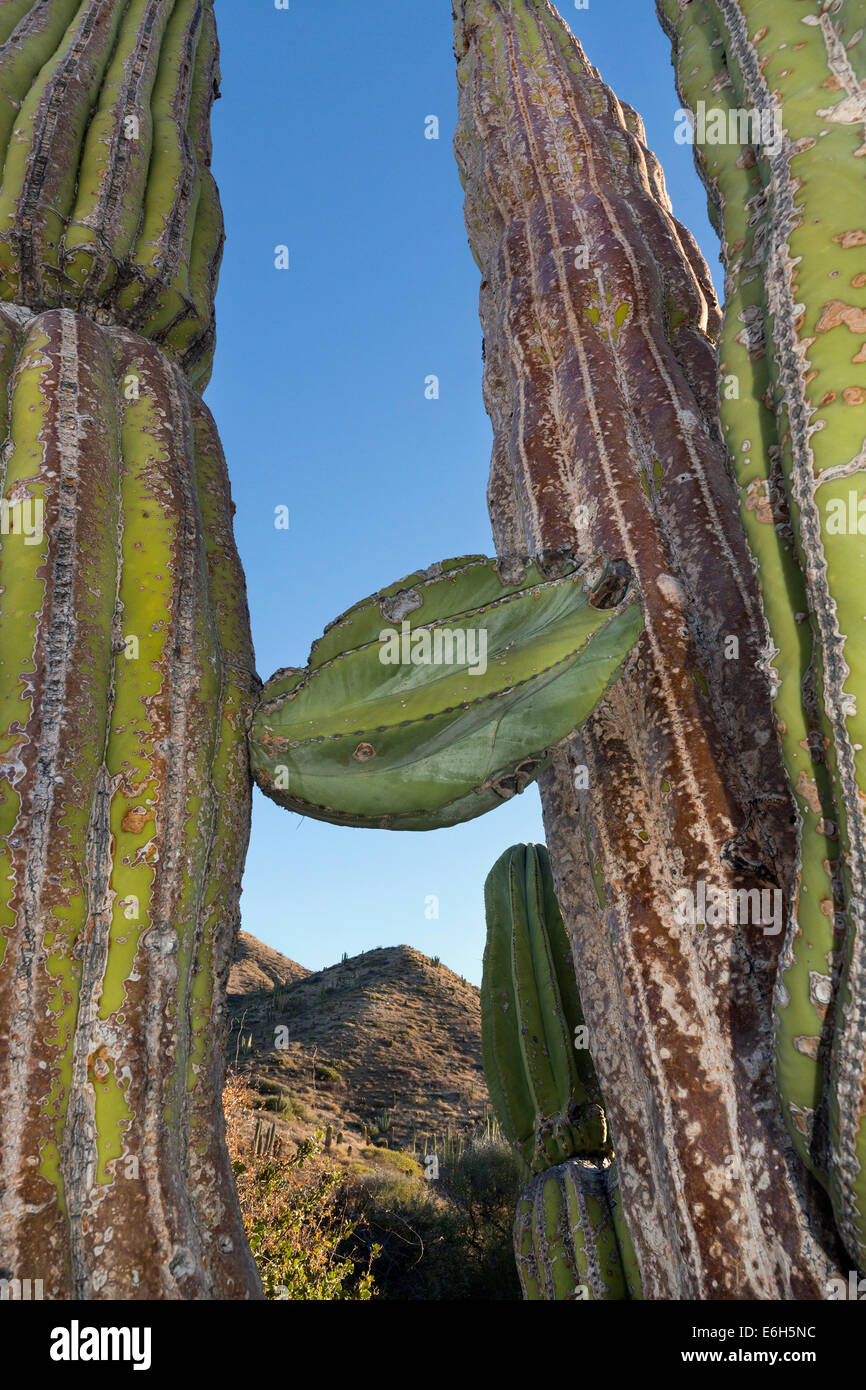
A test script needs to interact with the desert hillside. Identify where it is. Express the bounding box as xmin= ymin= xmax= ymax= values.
xmin=226 ymin=934 xmax=491 ymax=1167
